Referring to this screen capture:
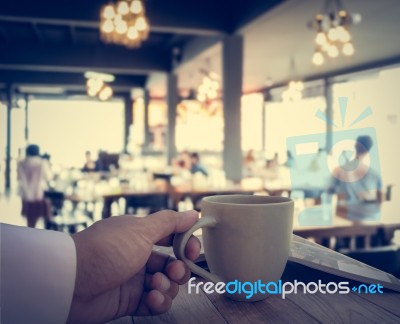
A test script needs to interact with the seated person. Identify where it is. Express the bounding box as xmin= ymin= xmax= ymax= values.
xmin=82 ymin=151 xmax=98 ymax=172
xmin=330 ymin=136 xmax=382 ymax=223
xmin=190 ymin=152 xmax=208 ymax=177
